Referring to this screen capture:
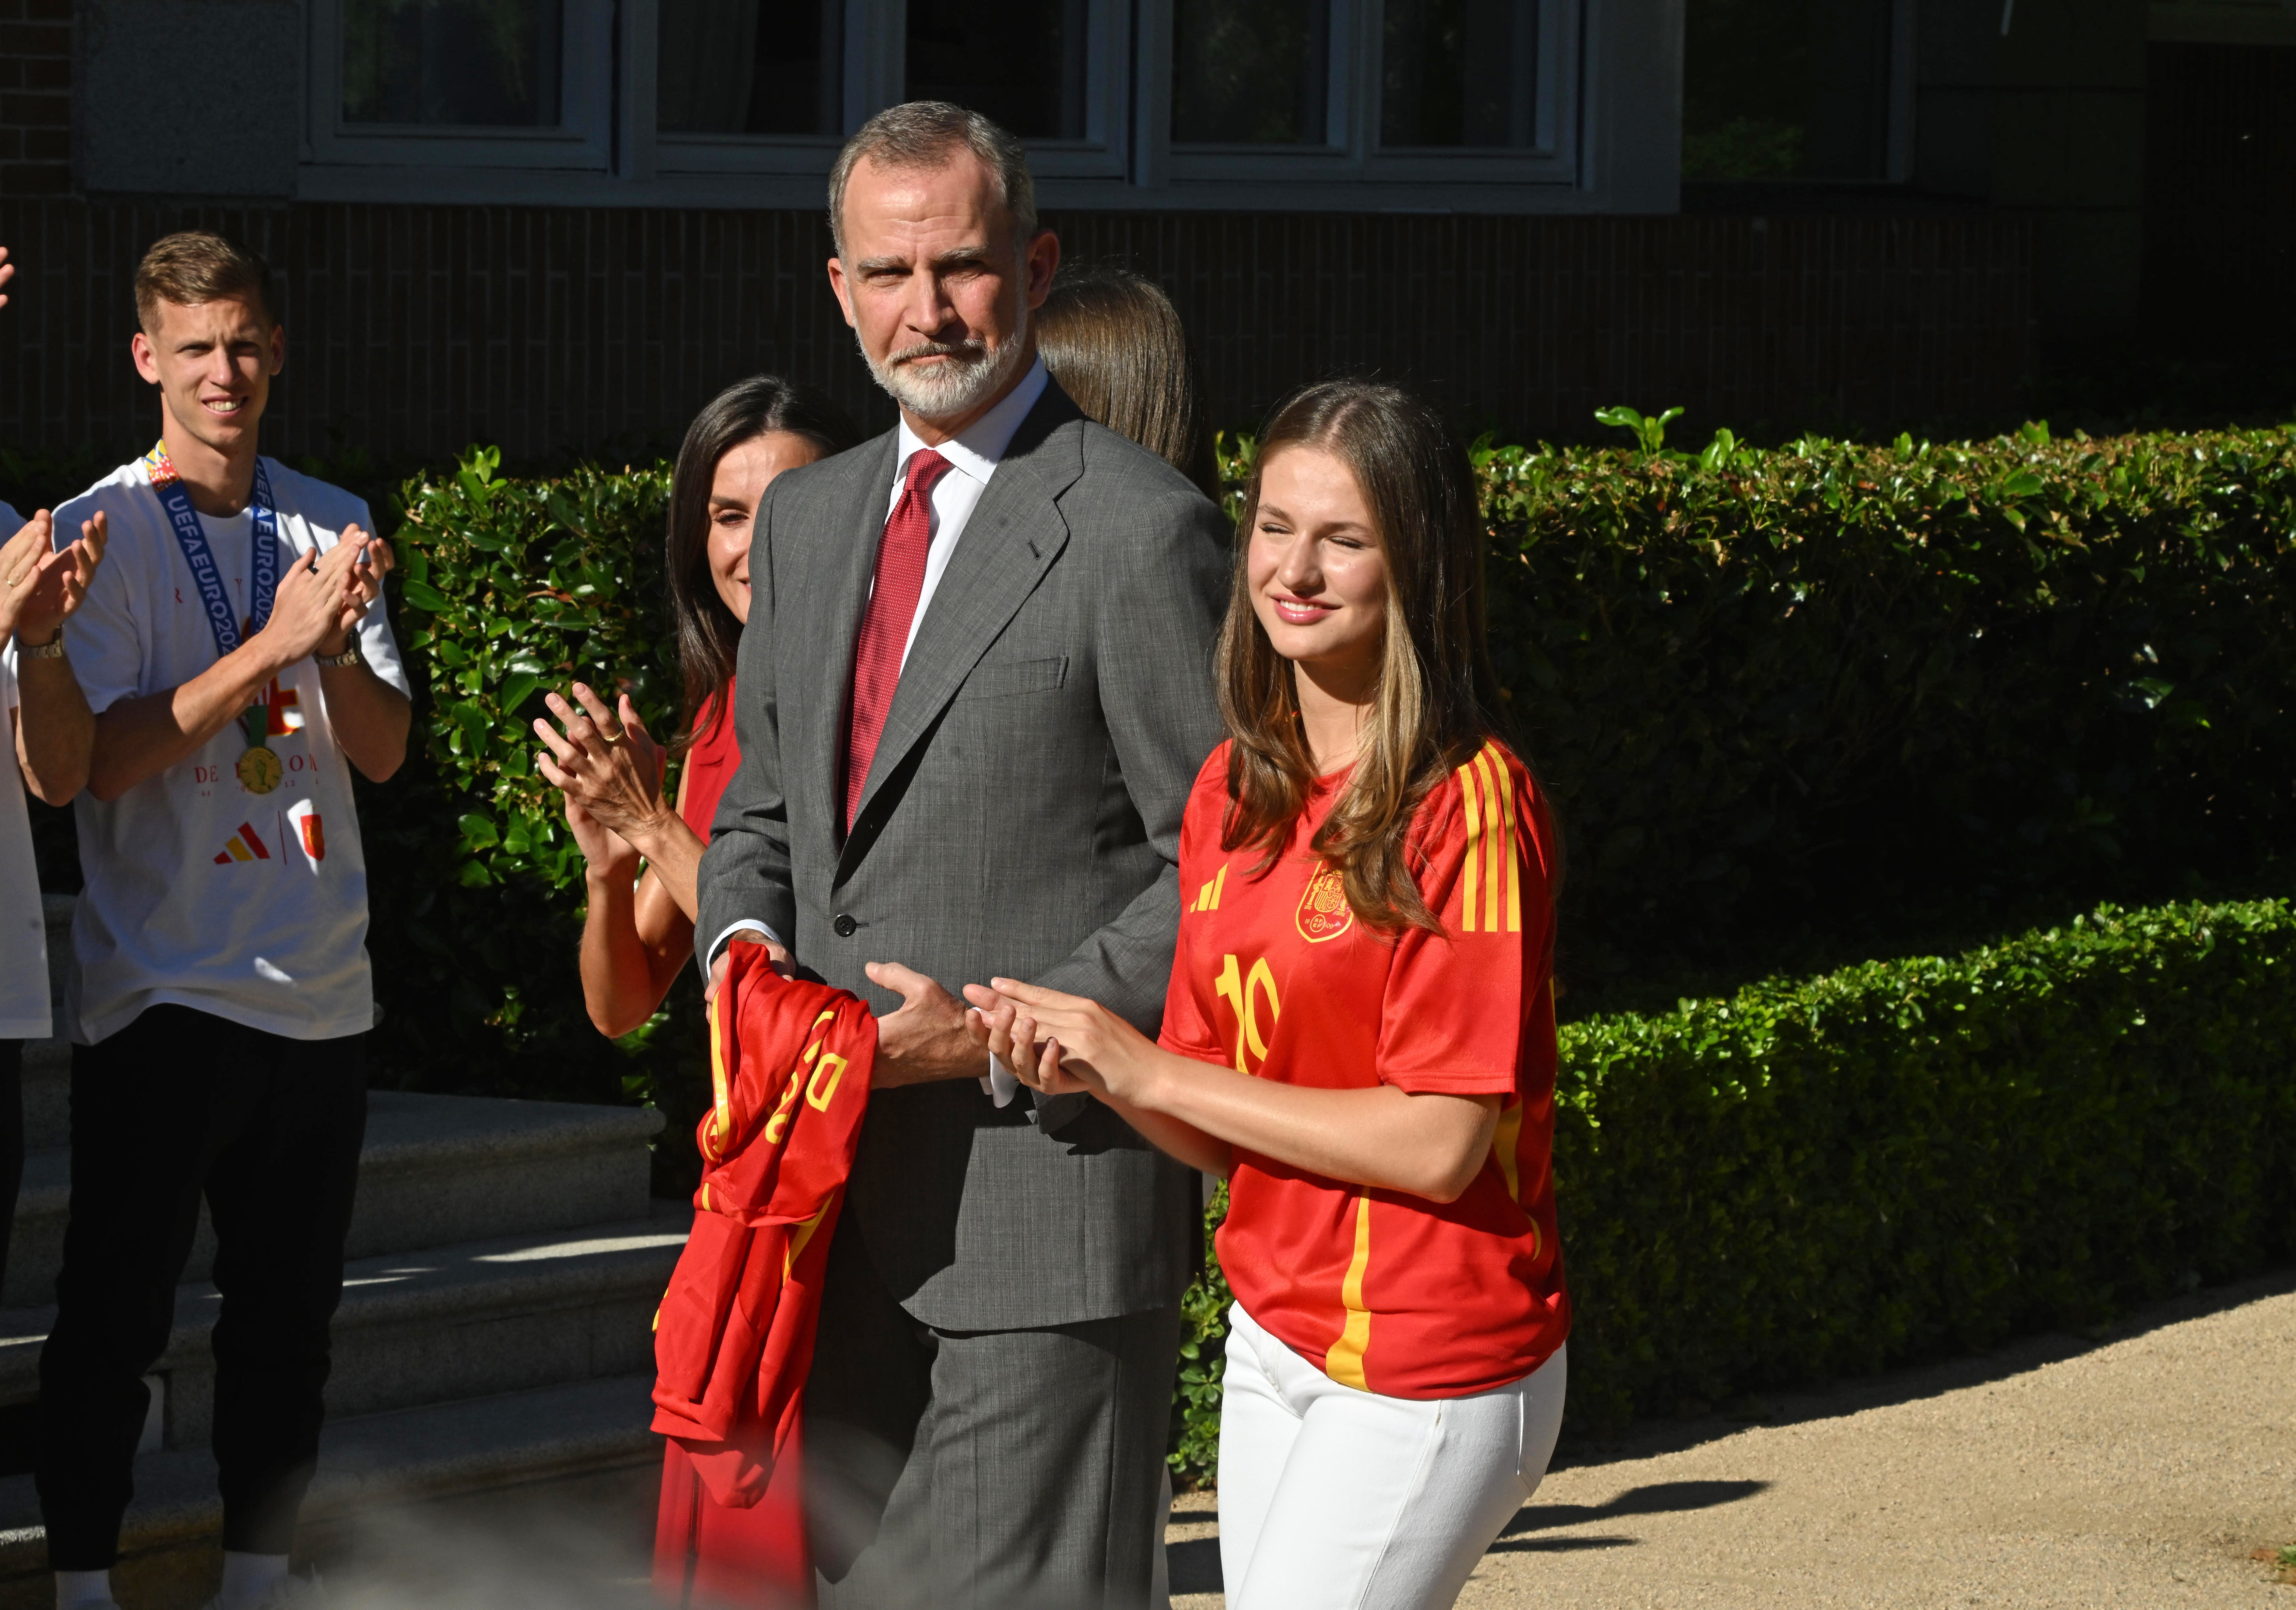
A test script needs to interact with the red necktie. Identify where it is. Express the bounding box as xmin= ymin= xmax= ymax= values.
xmin=846 ymin=449 xmax=954 ymax=829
